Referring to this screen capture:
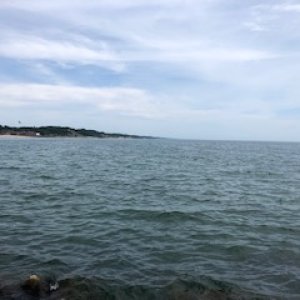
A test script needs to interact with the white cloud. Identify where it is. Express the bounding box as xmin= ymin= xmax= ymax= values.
xmin=243 ymin=22 xmax=266 ymax=32
xmin=0 ymin=0 xmax=201 ymax=11
xmin=0 ymin=33 xmax=125 ymax=72
xmin=0 ymin=31 xmax=274 ymax=69
xmin=0 ymin=82 xmax=296 ymax=119
xmin=273 ymin=4 xmax=300 ymax=12
xmin=0 ymin=83 xmax=166 ymax=118
xmin=127 ymin=47 xmax=275 ymax=62
xmin=0 ymin=0 xmax=277 ymax=69
xmin=1 ymin=0 xmax=300 ymax=140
